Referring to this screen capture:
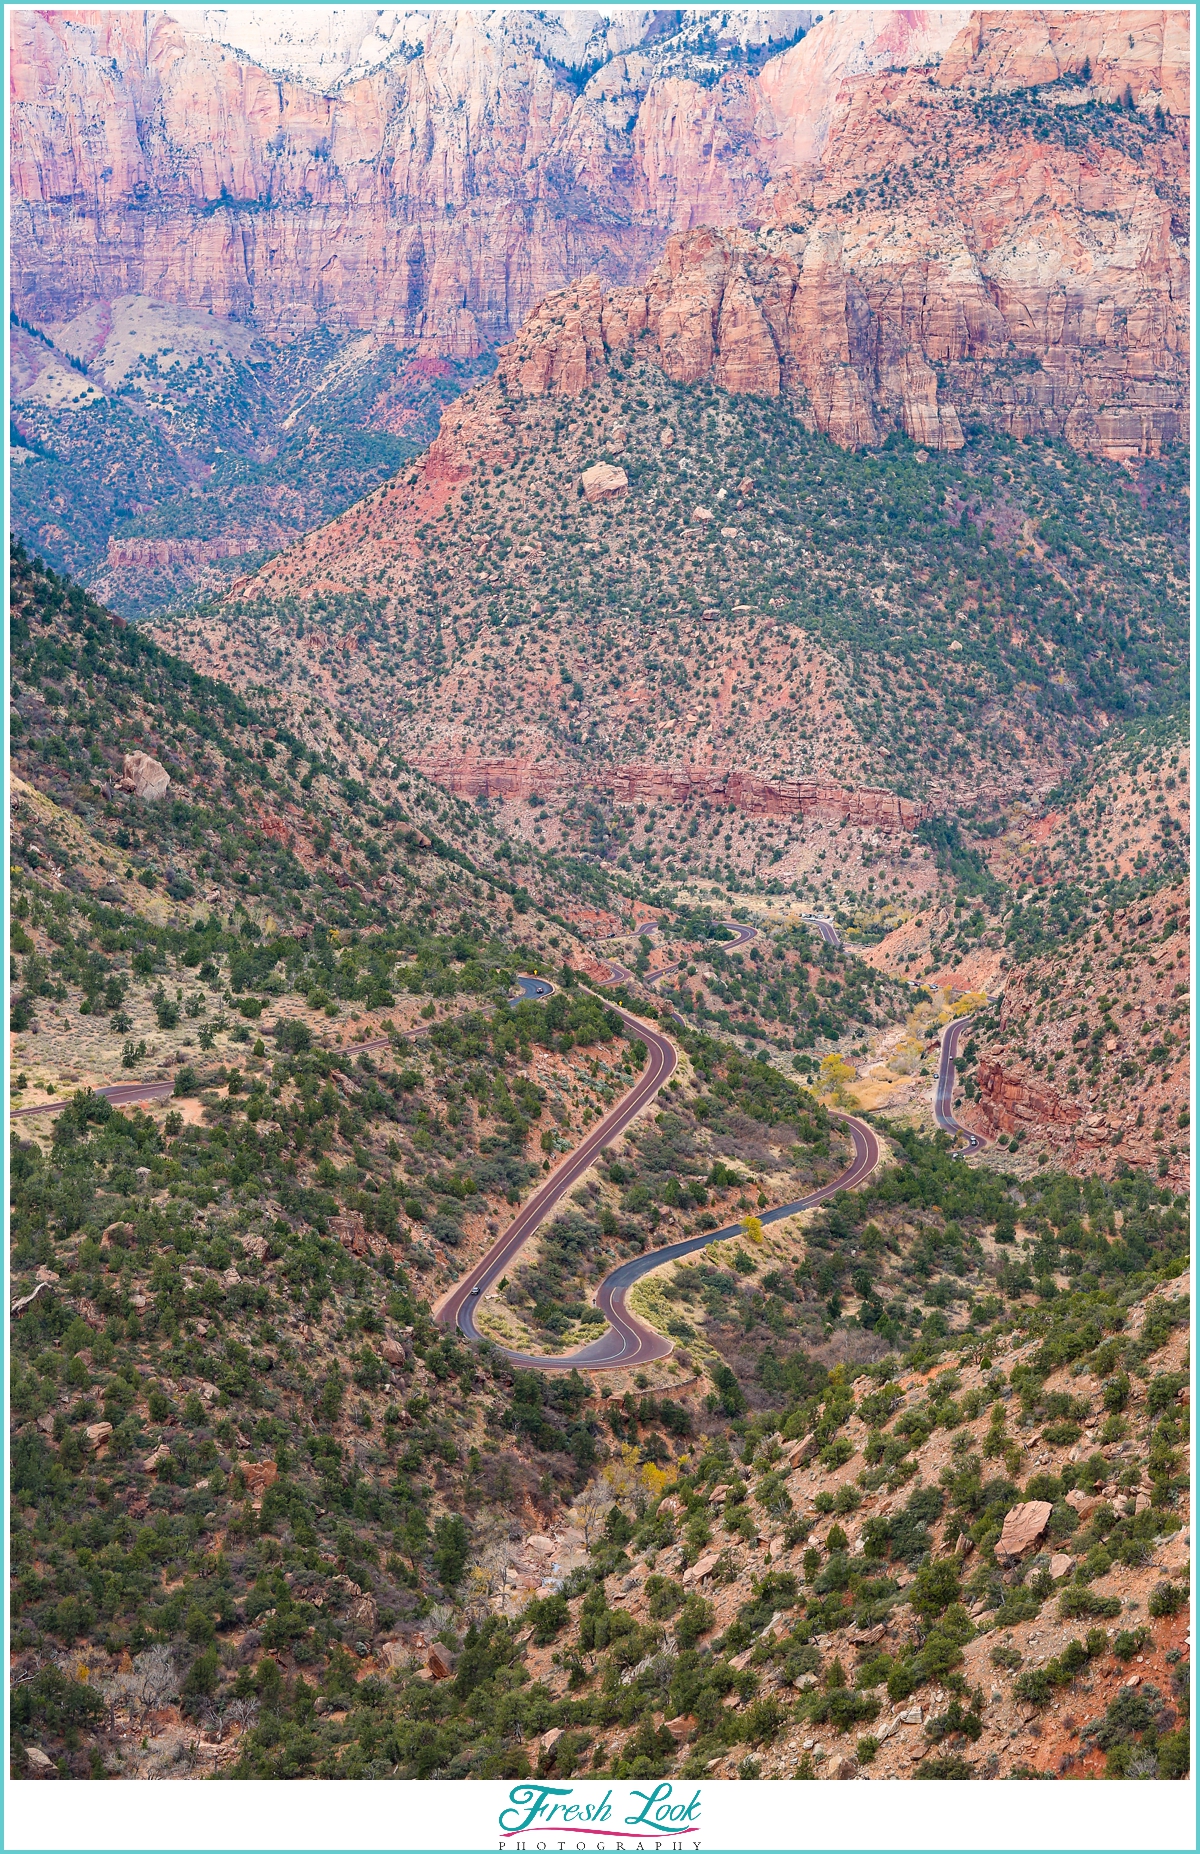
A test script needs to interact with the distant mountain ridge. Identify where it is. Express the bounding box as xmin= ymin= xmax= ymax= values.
xmin=10 ymin=6 xmax=1188 ymax=611
xmin=12 ymin=6 xmax=1187 ymax=378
